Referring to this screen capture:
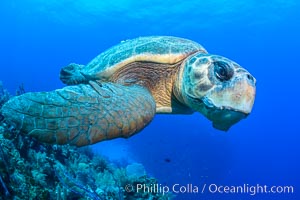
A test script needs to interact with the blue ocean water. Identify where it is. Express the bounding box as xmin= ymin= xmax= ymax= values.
xmin=0 ymin=0 xmax=299 ymax=199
